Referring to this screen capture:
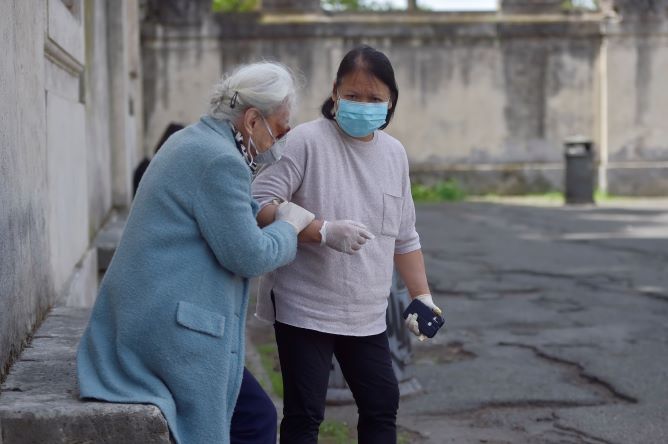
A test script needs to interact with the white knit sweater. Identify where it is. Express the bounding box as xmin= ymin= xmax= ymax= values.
xmin=252 ymin=118 xmax=421 ymax=336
